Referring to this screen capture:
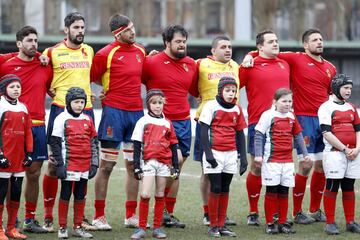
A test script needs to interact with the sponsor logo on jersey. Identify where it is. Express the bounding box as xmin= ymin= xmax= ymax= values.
xmin=207 ymin=72 xmax=236 ymax=80
xmin=118 ymin=56 xmax=124 ymax=61
xmin=183 ymin=63 xmax=188 ymax=72
xmin=278 ymin=62 xmax=285 ymax=69
xmin=136 ymin=54 xmax=142 ymax=63
xmin=59 ymin=61 xmax=90 ymax=69
xmin=307 ymin=63 xmax=314 ymax=66
xmin=261 ymin=63 xmax=267 ymax=66
xmin=58 ymin=53 xmax=69 ymax=57
xmin=14 ymin=67 xmax=21 ymax=71
xmin=164 ymin=61 xmax=170 ymax=64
